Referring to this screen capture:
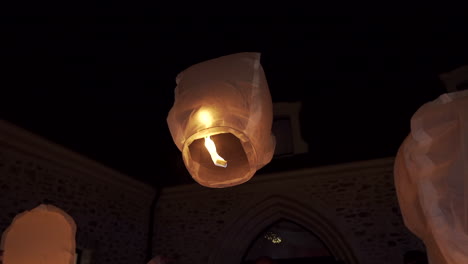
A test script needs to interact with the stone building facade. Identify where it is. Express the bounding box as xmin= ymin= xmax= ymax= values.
xmin=0 ymin=120 xmax=426 ymax=264
xmin=0 ymin=120 xmax=155 ymax=264
xmin=152 ymin=158 xmax=425 ymax=264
